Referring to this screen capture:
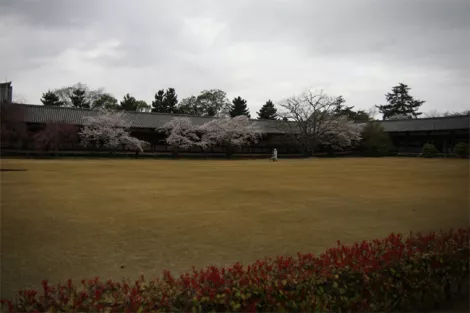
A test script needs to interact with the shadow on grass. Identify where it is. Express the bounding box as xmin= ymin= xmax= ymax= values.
xmin=0 ymin=169 xmax=27 ymax=172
